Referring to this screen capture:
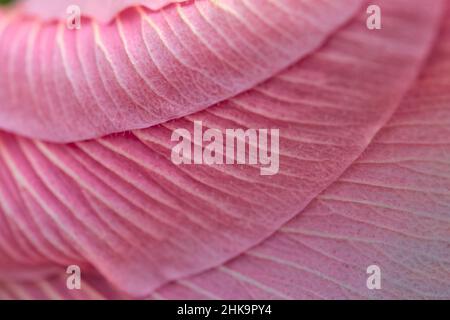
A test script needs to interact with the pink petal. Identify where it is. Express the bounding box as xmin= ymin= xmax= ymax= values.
xmin=155 ymin=7 xmax=450 ymax=299
xmin=0 ymin=0 xmax=362 ymax=142
xmin=0 ymin=0 xmax=442 ymax=297
xmin=22 ymin=0 xmax=188 ymax=23
xmin=0 ymin=272 xmax=127 ymax=299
